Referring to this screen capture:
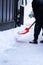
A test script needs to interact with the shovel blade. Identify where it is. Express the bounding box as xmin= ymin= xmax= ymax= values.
xmin=18 ymin=28 xmax=29 ymax=35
